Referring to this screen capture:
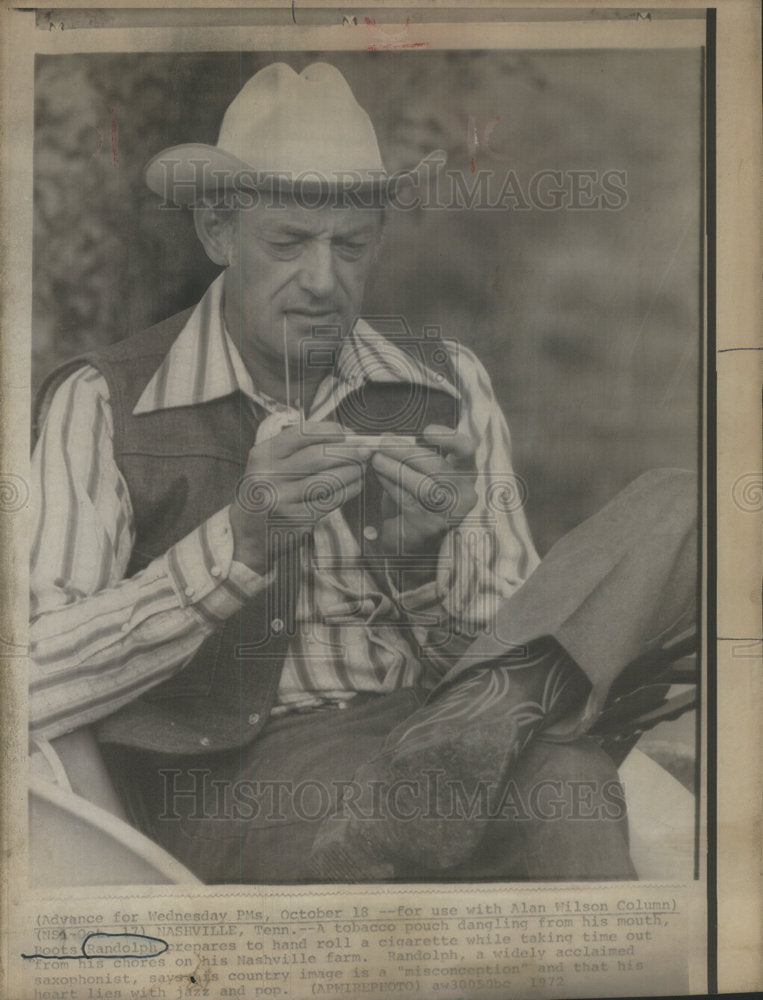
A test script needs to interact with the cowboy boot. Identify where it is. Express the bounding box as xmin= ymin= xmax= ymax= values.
xmin=310 ymin=636 xmax=590 ymax=879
